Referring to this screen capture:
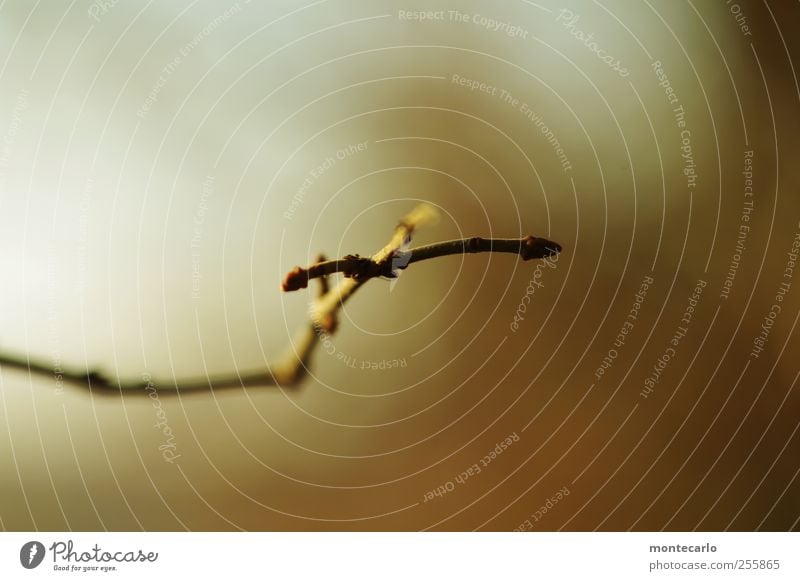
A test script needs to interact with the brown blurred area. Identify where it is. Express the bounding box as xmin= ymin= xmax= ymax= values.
xmin=0 ymin=0 xmax=798 ymax=531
